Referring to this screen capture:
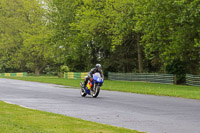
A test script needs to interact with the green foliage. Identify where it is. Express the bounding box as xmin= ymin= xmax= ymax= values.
xmin=70 ymin=0 xmax=143 ymax=72
xmin=0 ymin=0 xmax=199 ymax=77
xmin=166 ymin=60 xmax=187 ymax=84
xmin=0 ymin=0 xmax=53 ymax=75
xmin=135 ymin=0 xmax=200 ymax=75
xmin=60 ymin=65 xmax=70 ymax=72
